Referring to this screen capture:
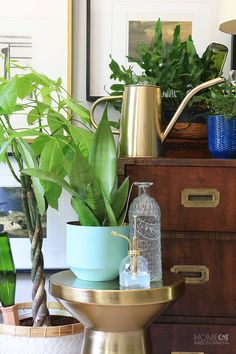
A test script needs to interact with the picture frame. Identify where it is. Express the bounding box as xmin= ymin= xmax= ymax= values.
xmin=0 ymin=159 xmax=76 ymax=270
xmin=86 ymin=0 xmax=232 ymax=101
xmin=0 ymin=0 xmax=72 ymax=129
xmin=232 ymin=35 xmax=236 ymax=69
